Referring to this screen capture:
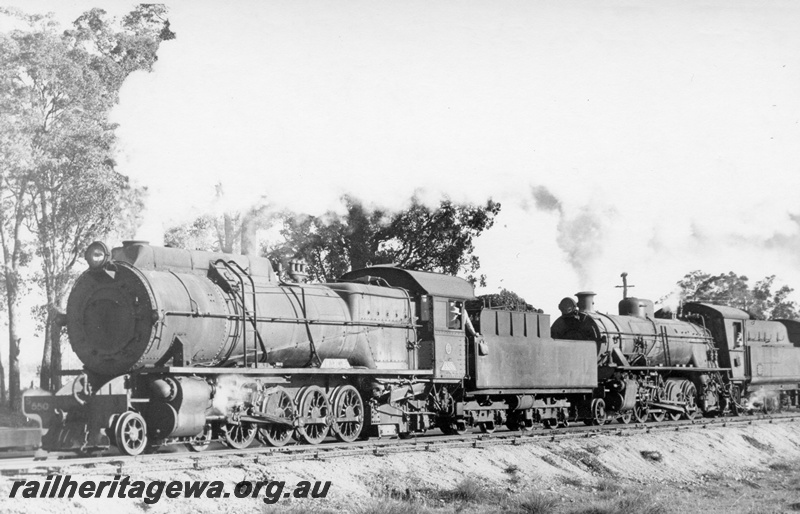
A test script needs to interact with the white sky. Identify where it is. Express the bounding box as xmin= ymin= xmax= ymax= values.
xmin=4 ymin=0 xmax=800 ymax=319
